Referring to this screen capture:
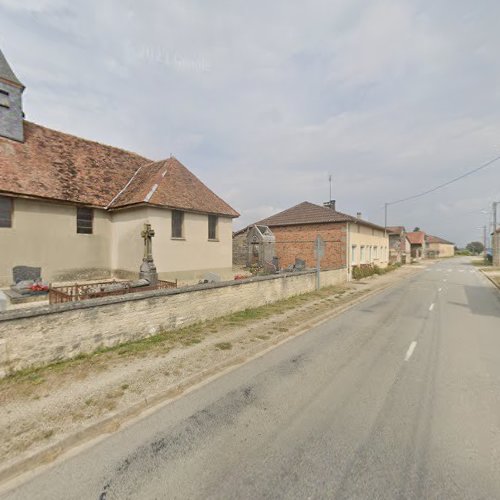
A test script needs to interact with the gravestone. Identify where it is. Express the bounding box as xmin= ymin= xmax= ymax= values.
xmin=12 ymin=266 xmax=41 ymax=284
xmin=203 ymin=272 xmax=221 ymax=283
xmin=139 ymin=223 xmax=158 ymax=284
xmin=294 ymin=258 xmax=306 ymax=271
